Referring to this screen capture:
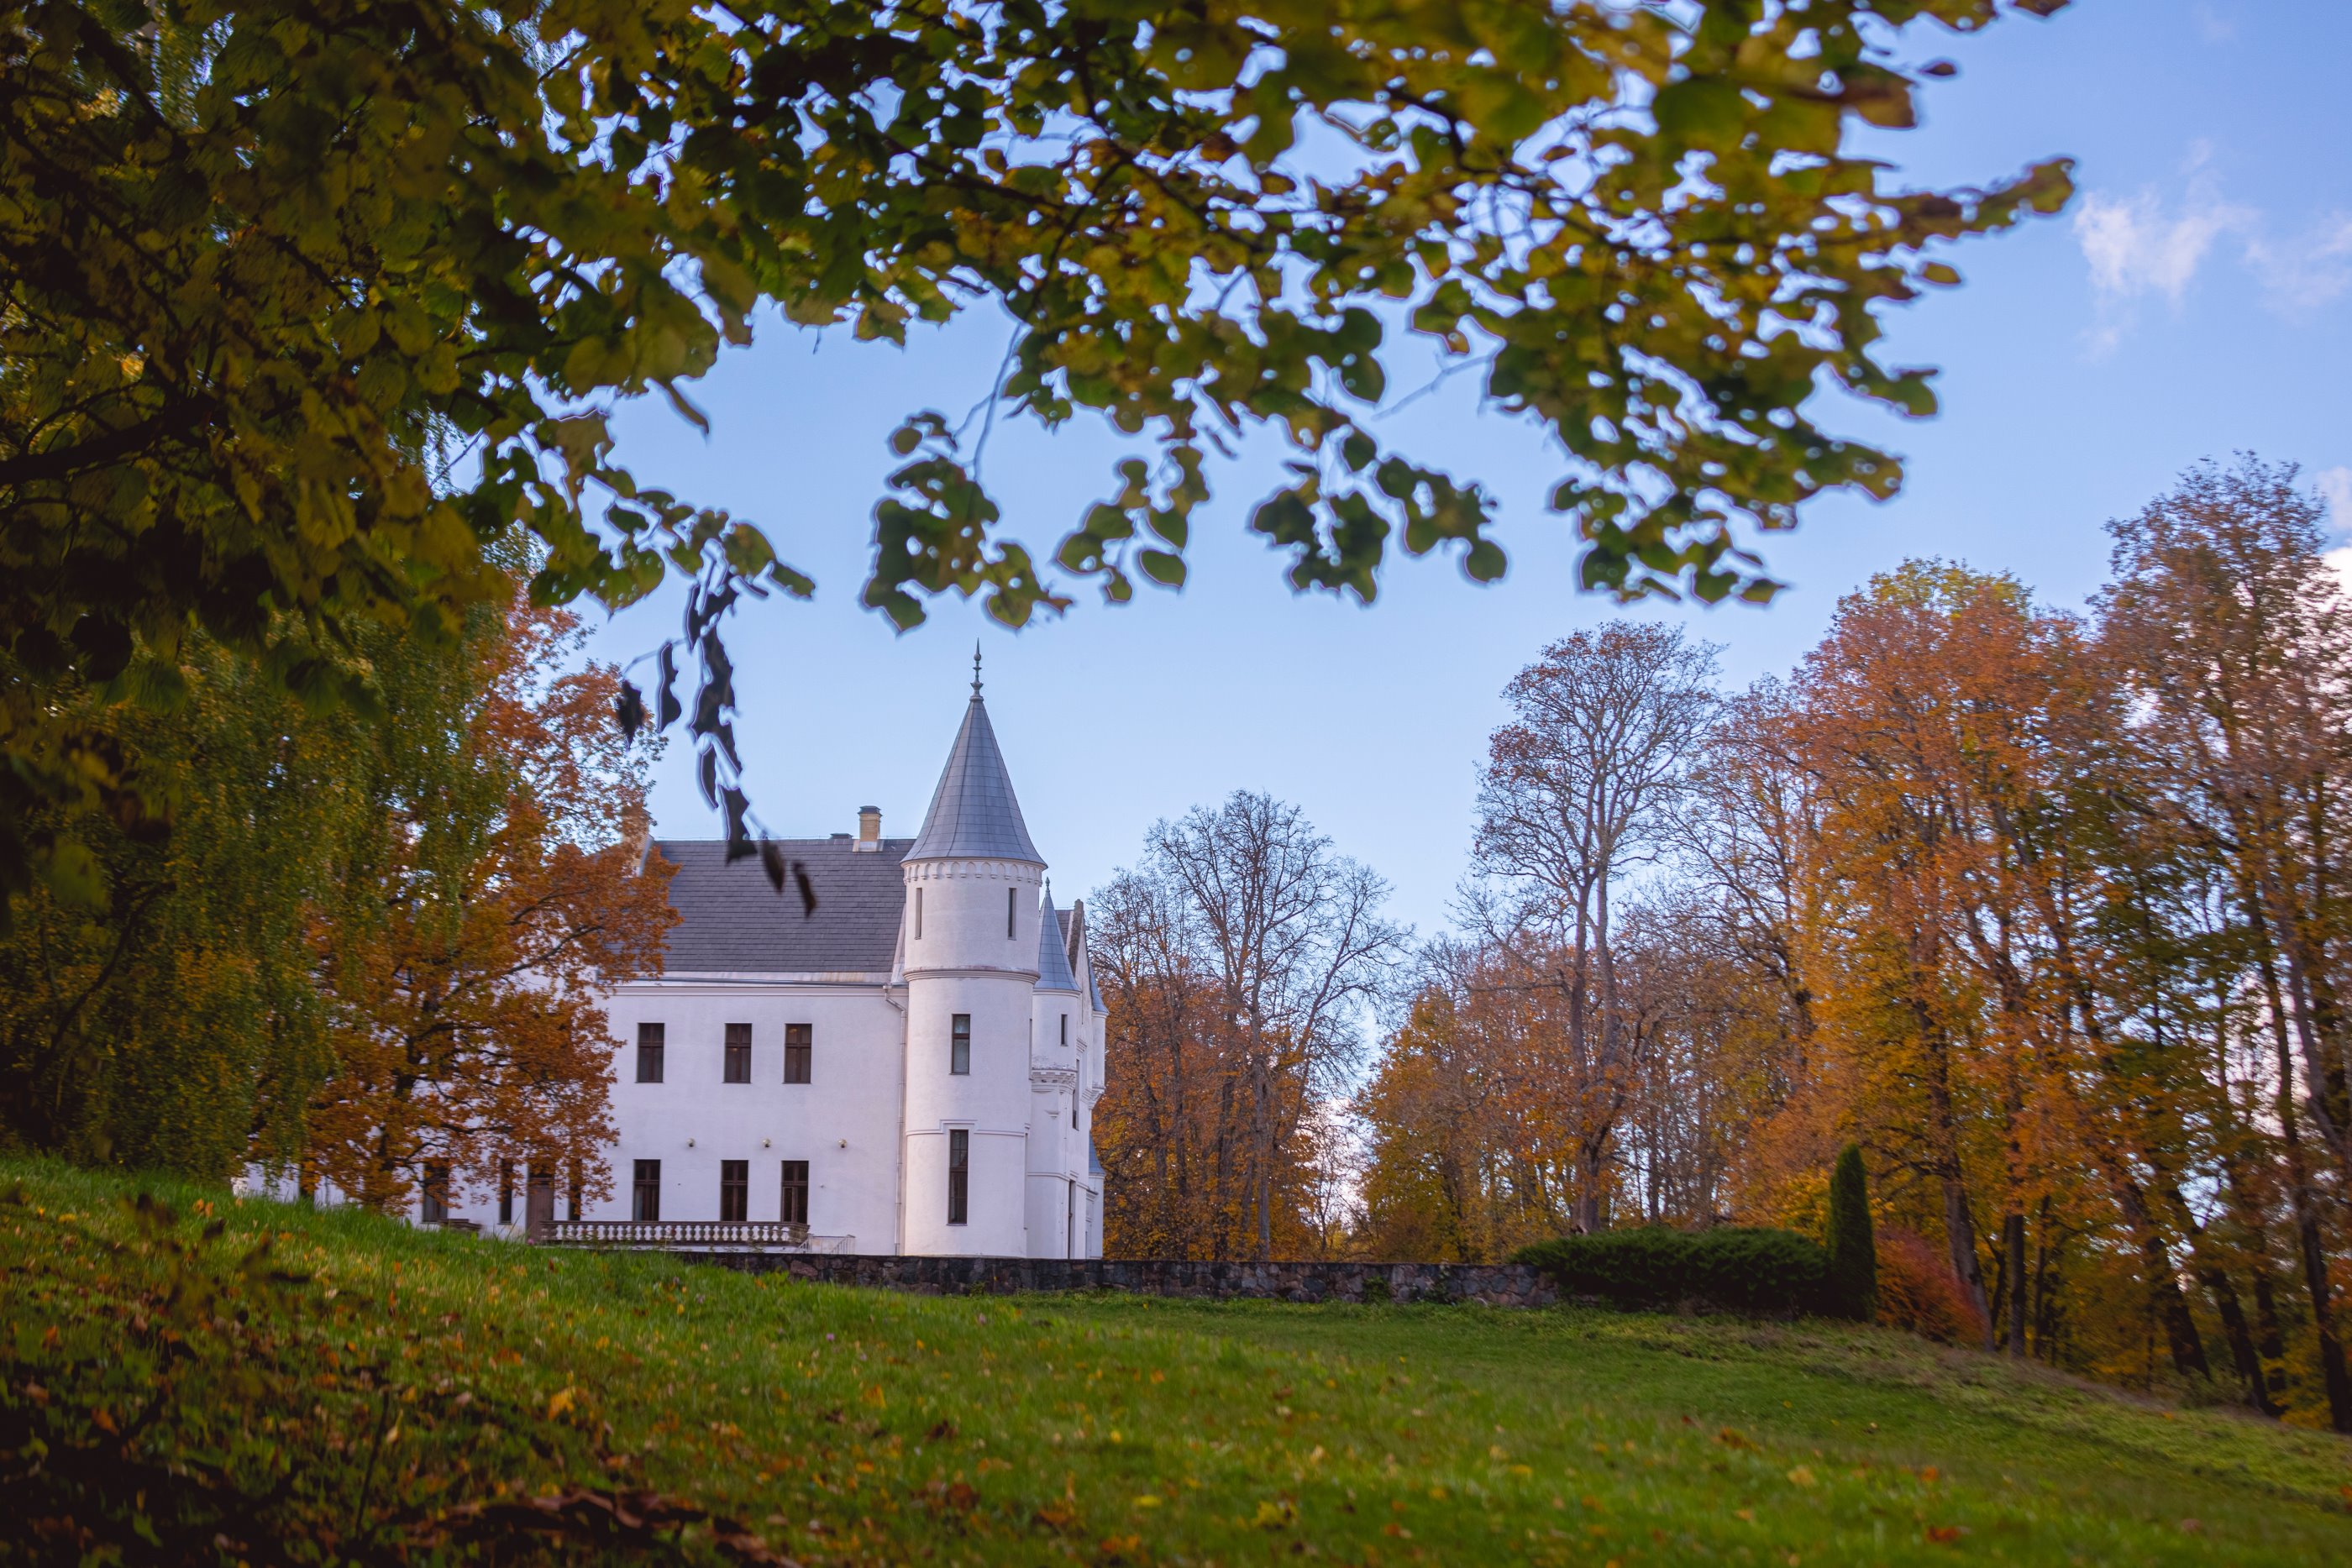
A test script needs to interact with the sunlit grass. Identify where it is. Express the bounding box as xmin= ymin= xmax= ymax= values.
xmin=4 ymin=1157 xmax=2348 ymax=1564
